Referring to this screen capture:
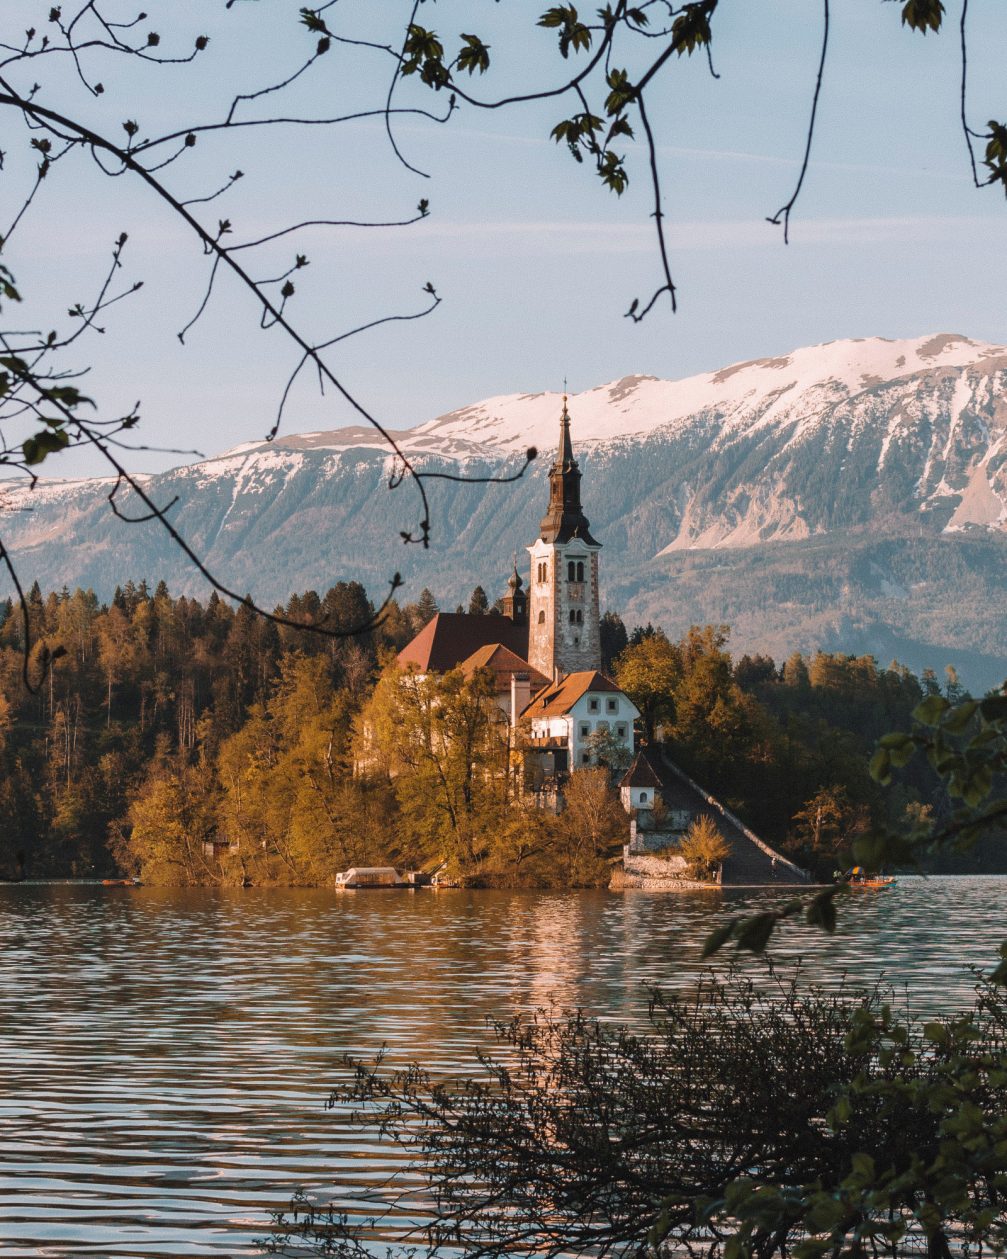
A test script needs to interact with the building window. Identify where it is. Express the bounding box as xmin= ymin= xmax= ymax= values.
xmin=567 ymin=560 xmax=576 ymax=582
xmin=569 ymin=609 xmax=576 ymax=624
xmin=579 ymin=723 xmax=590 ymax=738
xmin=537 ymin=561 xmax=547 ymax=583
xmin=582 ymin=752 xmax=590 ymax=764
xmin=588 ymin=698 xmax=599 ymax=713
xmin=576 ymin=609 xmax=583 ymax=624
xmin=606 ymin=698 xmax=617 ymax=713
xmin=640 ymin=791 xmax=648 ymax=803
xmin=616 ymin=723 xmax=627 ymax=739
xmin=537 ymin=610 xmax=545 ymax=624
xmin=576 ymin=560 xmax=584 ymax=582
